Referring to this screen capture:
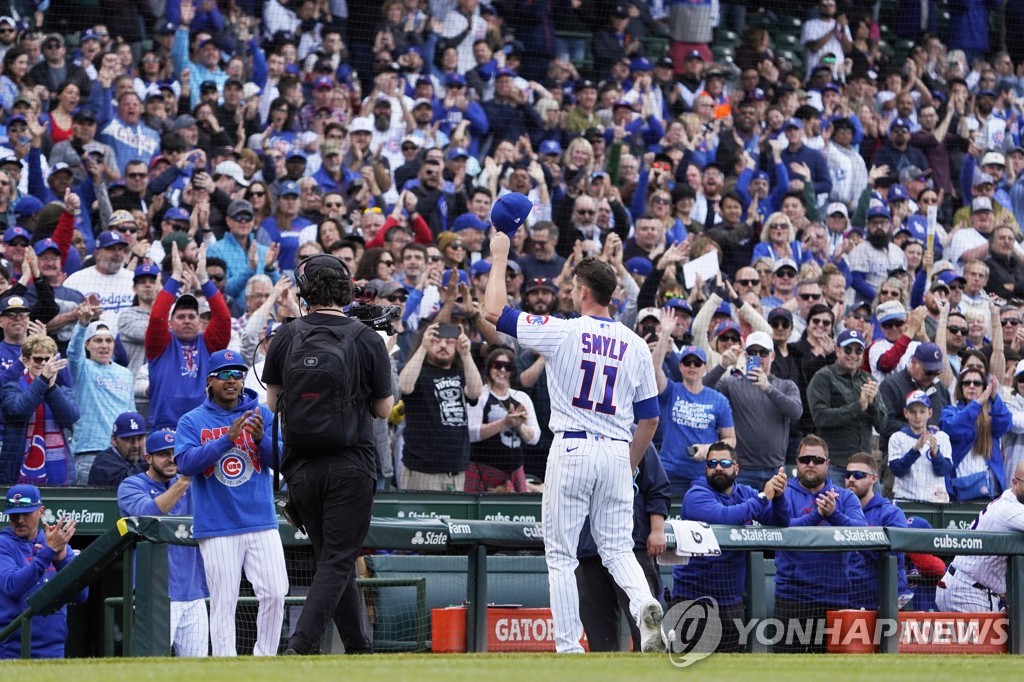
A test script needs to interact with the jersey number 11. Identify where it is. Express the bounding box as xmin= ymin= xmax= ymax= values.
xmin=571 ymin=360 xmax=618 ymax=415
